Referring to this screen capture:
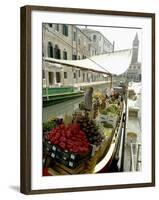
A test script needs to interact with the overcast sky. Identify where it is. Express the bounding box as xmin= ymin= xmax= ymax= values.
xmin=79 ymin=25 xmax=142 ymax=62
